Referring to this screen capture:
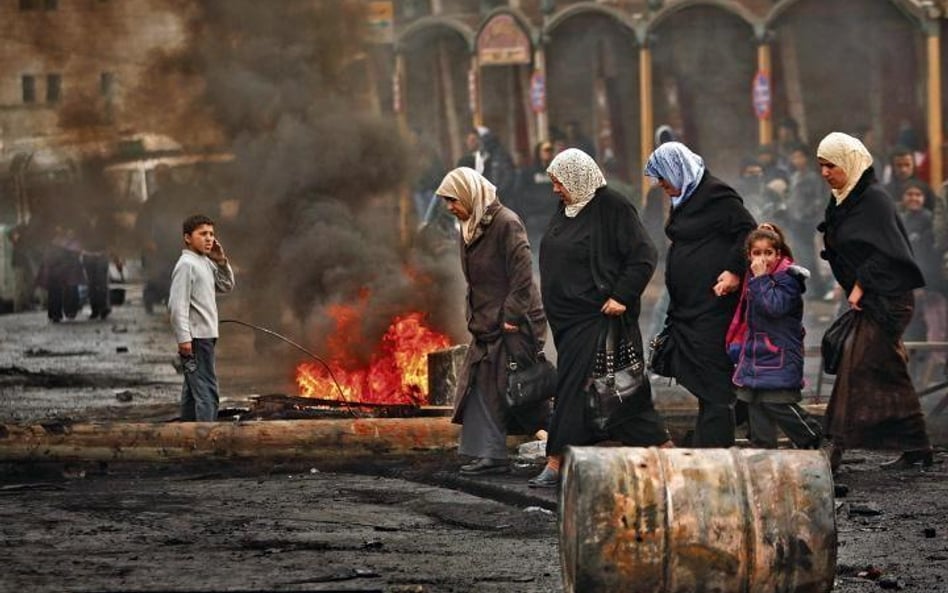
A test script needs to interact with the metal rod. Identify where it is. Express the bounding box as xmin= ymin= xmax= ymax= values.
xmin=219 ymin=318 xmax=358 ymax=416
